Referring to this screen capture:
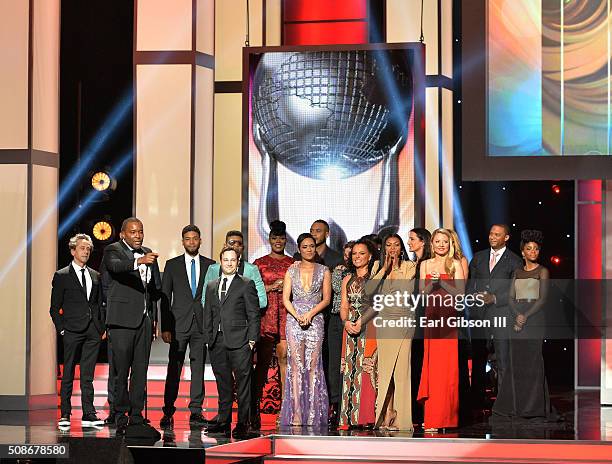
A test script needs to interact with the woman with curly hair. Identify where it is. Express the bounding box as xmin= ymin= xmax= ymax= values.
xmin=417 ymin=228 xmax=465 ymax=432
xmin=338 ymin=238 xmax=378 ymax=429
xmin=492 ymin=230 xmax=556 ymax=420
